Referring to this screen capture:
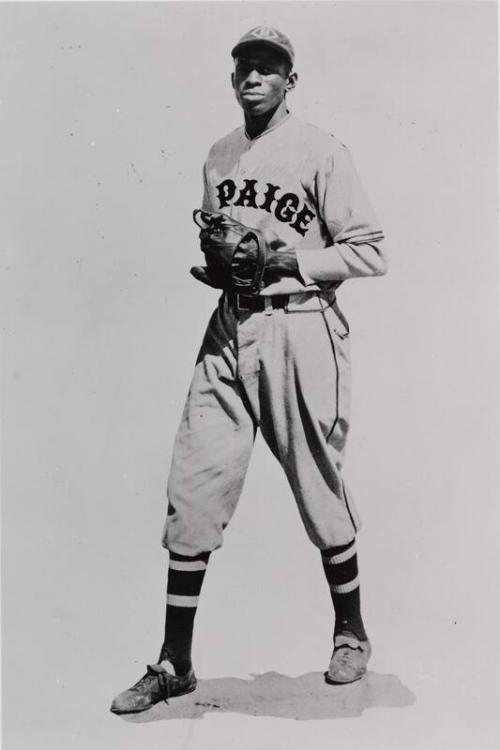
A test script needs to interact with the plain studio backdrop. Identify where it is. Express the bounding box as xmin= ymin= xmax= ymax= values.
xmin=1 ymin=1 xmax=498 ymax=749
